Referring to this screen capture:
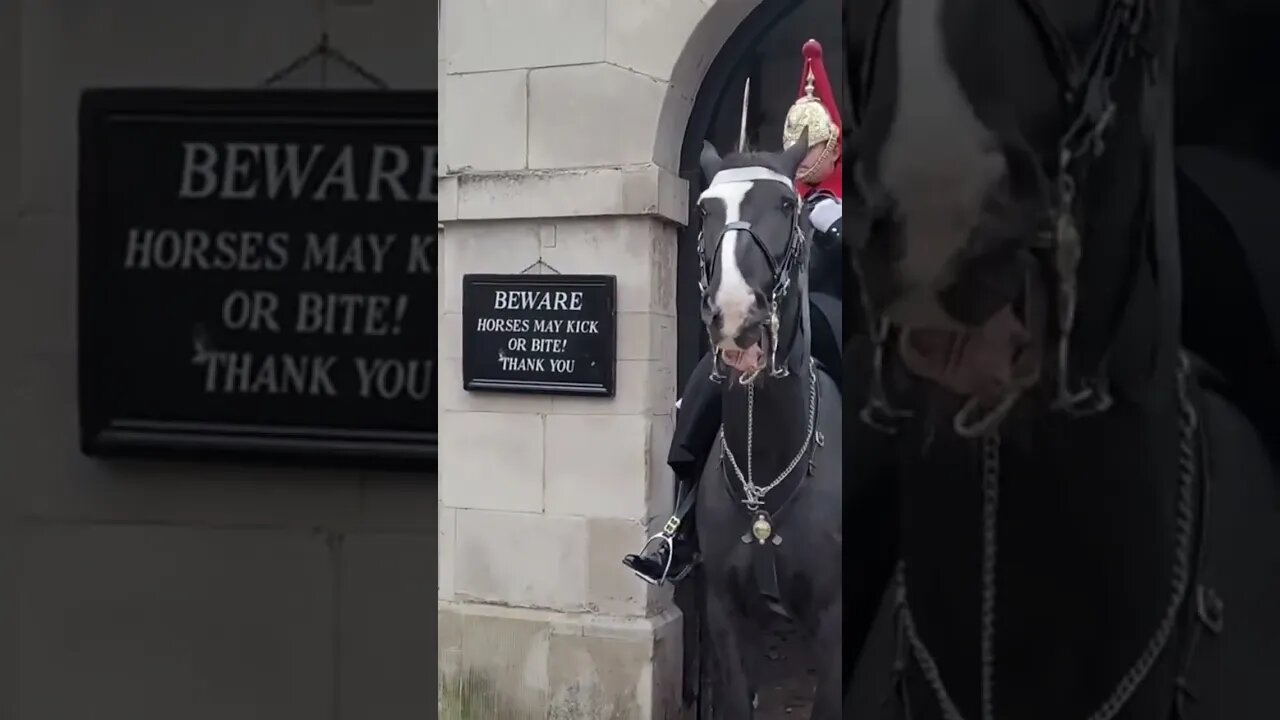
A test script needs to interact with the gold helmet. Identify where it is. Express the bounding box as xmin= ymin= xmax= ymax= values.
xmin=782 ymin=39 xmax=842 ymax=156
